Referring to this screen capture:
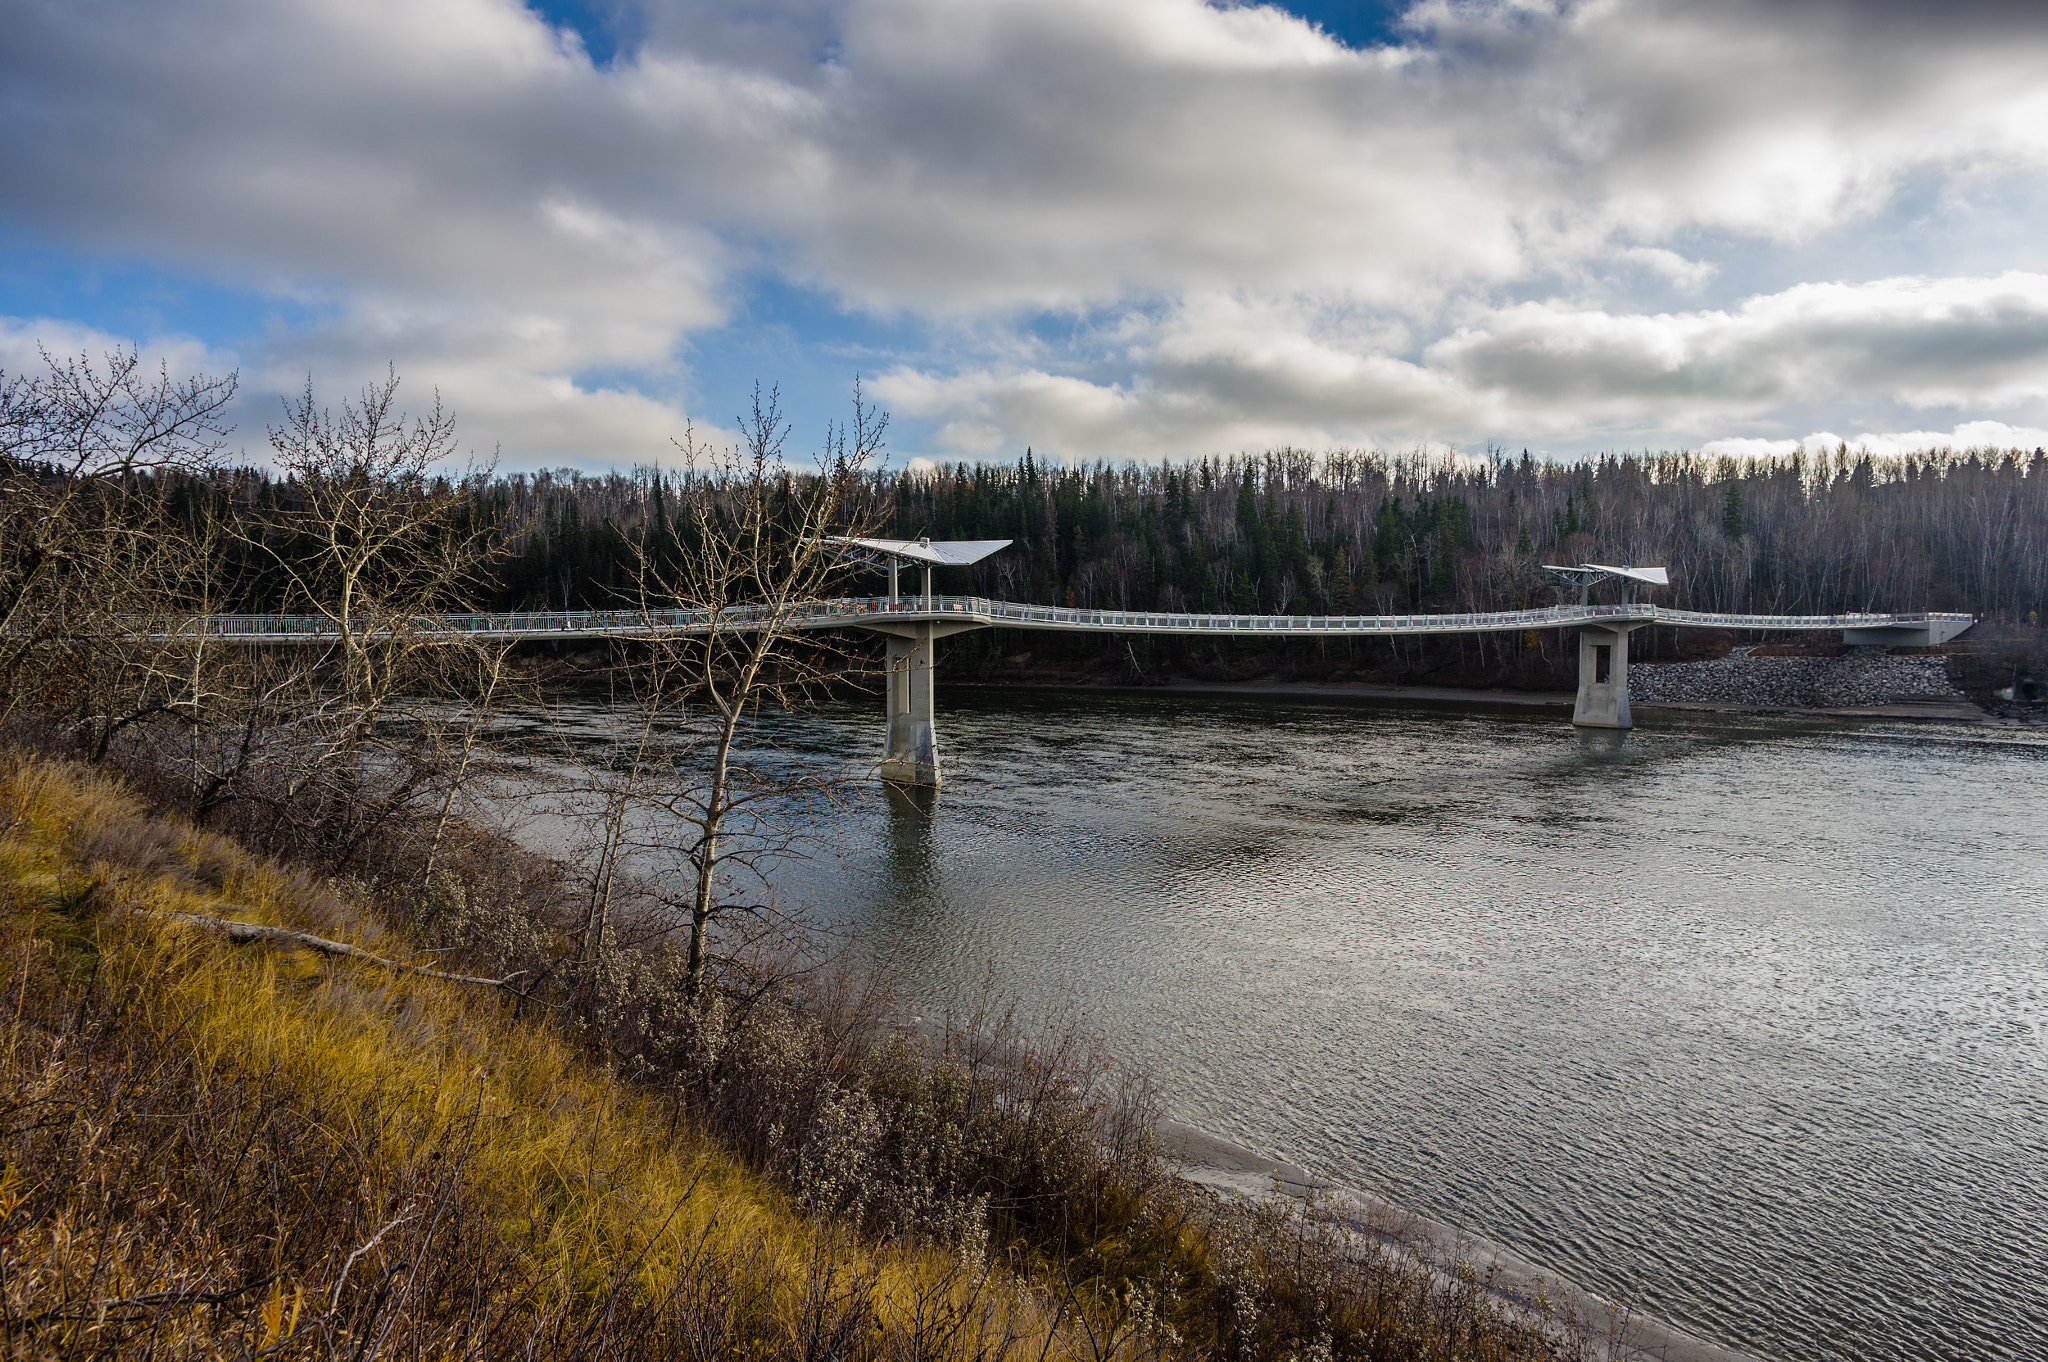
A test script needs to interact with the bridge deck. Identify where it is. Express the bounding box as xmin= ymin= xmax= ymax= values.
xmin=179 ymin=597 xmax=1971 ymax=642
